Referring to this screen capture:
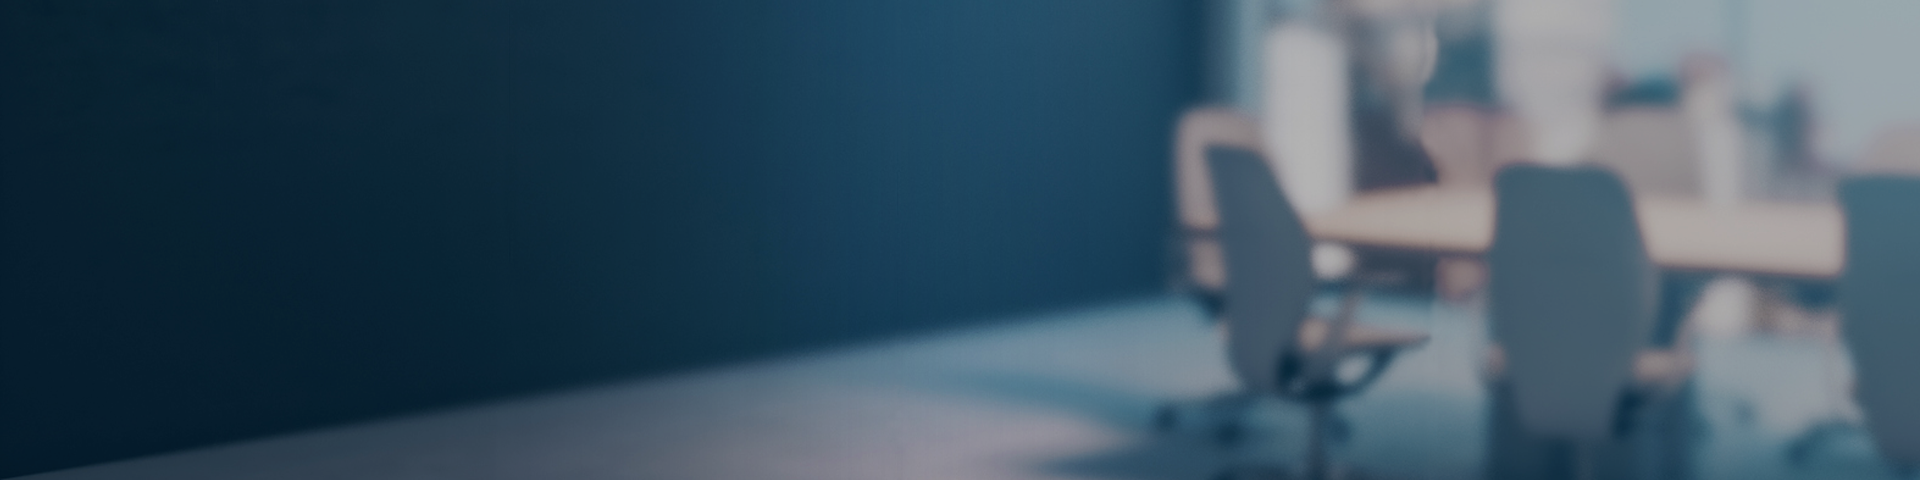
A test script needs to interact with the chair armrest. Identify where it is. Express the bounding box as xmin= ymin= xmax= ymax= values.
xmin=1307 ymin=323 xmax=1426 ymax=400
xmin=1303 ymin=271 xmax=1422 ymax=366
xmin=1296 ymin=318 xmax=1430 ymax=353
xmin=1277 ymin=275 xmax=1430 ymax=400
